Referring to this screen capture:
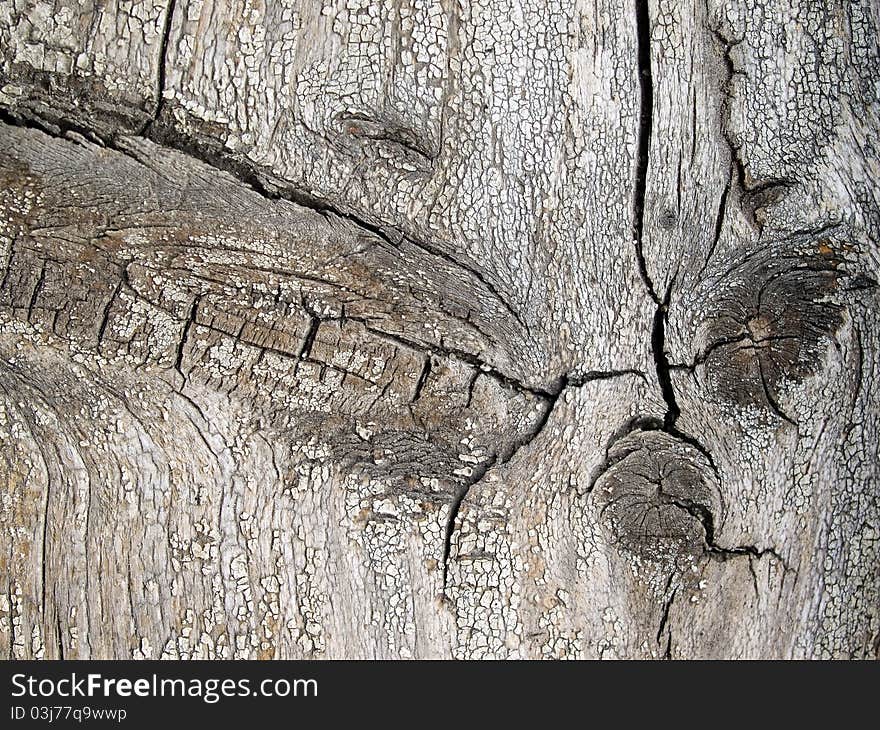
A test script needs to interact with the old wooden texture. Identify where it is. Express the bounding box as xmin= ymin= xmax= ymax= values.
xmin=0 ymin=0 xmax=877 ymax=659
